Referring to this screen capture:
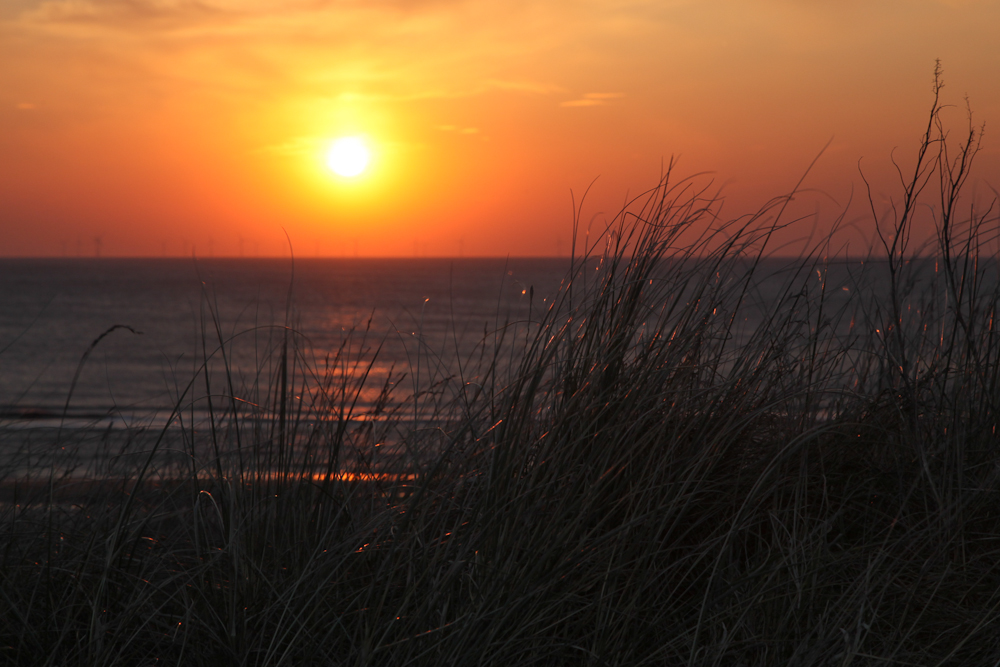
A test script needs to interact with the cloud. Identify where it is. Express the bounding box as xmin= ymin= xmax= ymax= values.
xmin=484 ymin=79 xmax=565 ymax=96
xmin=21 ymin=0 xmax=227 ymax=27
xmin=326 ymin=78 xmax=561 ymax=105
xmin=7 ymin=0 xmax=573 ymax=110
xmin=560 ymin=92 xmax=624 ymax=108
